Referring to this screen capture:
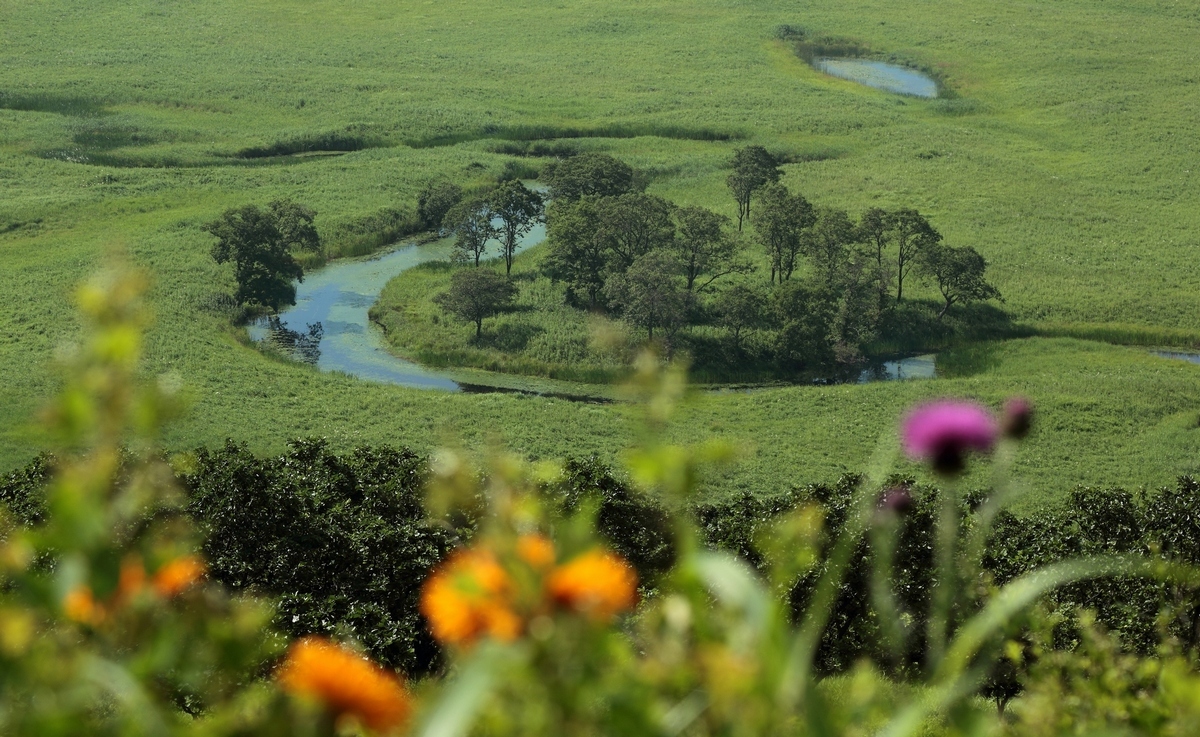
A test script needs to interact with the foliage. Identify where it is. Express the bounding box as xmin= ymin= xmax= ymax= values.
xmin=203 ymin=204 xmax=307 ymax=311
xmin=542 ymin=153 xmax=635 ymax=202
xmin=919 ymin=243 xmax=1003 ymax=319
xmin=444 ymin=198 xmax=499 ymax=268
xmin=487 ymin=180 xmax=544 ymax=275
xmin=416 ymin=180 xmax=464 ymax=233
xmin=753 ymin=182 xmax=814 ymax=283
xmin=434 ymin=268 xmax=518 ymax=338
xmin=0 ymin=270 xmax=306 ymax=735
xmin=671 ymin=205 xmax=748 ymax=292
xmin=185 ymin=439 xmax=452 ymax=675
xmin=726 ymin=145 xmax=782 ymax=230
xmin=603 ymin=250 xmax=693 ymax=342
